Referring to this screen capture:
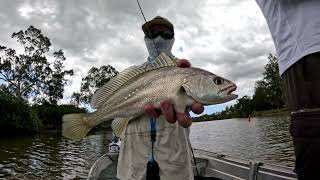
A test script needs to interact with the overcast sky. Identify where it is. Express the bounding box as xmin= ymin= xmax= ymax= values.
xmin=0 ymin=0 xmax=275 ymax=115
